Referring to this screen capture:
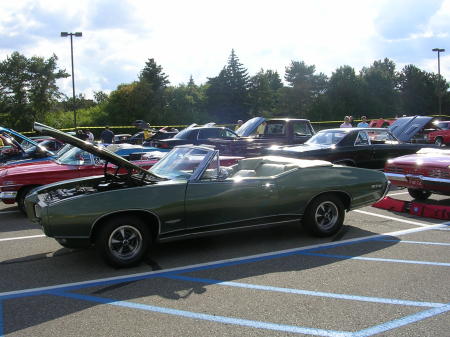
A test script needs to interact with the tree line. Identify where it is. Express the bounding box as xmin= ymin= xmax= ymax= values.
xmin=0 ymin=49 xmax=449 ymax=131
